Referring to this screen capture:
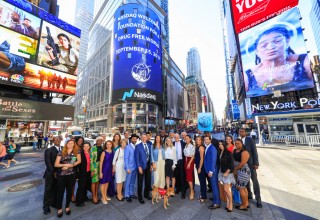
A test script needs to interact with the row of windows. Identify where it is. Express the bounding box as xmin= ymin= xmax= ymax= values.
xmin=115 ymin=53 xmax=158 ymax=64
